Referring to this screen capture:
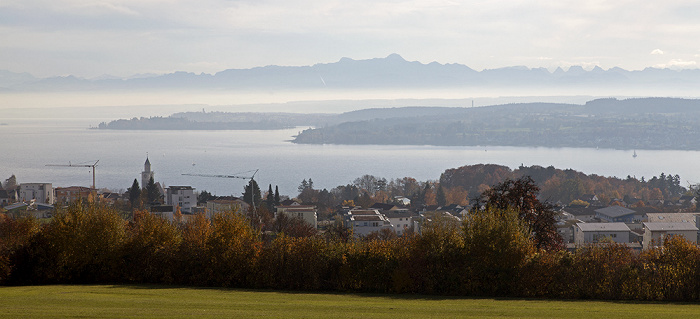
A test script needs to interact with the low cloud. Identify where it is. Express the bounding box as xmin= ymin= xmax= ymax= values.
xmin=651 ymin=49 xmax=664 ymax=55
xmin=655 ymin=59 xmax=697 ymax=68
